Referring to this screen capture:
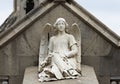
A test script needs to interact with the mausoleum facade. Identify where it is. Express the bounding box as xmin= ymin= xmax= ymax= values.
xmin=0 ymin=0 xmax=120 ymax=84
